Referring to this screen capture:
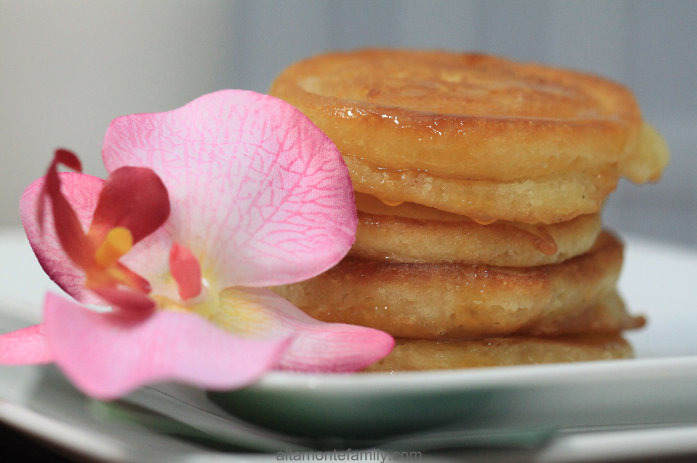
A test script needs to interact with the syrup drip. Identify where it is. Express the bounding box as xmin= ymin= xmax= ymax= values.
xmin=377 ymin=197 xmax=404 ymax=207
xmin=513 ymin=223 xmax=558 ymax=255
xmin=471 ymin=217 xmax=497 ymax=226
